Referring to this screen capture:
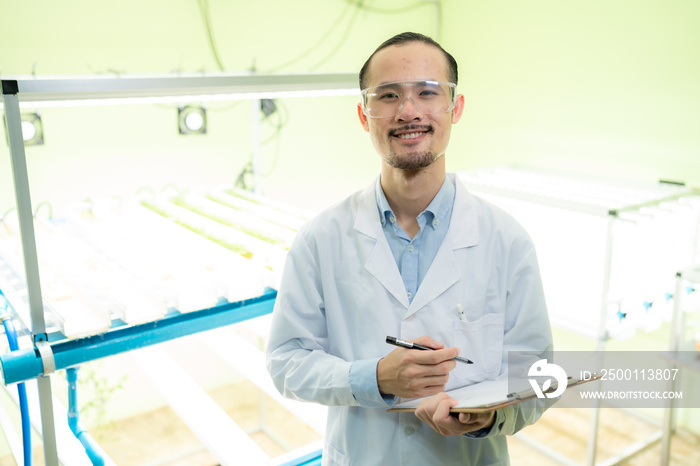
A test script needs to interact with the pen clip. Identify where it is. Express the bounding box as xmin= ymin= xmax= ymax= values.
xmin=456 ymin=304 xmax=466 ymax=321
